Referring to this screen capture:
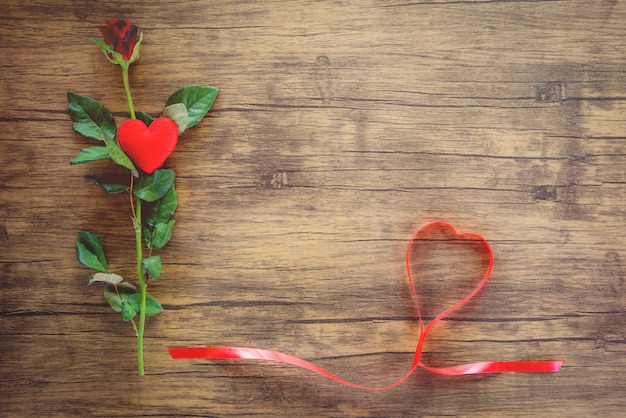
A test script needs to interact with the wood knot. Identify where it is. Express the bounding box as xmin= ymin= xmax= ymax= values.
xmin=531 ymin=185 xmax=557 ymax=201
xmin=262 ymin=171 xmax=289 ymax=189
xmin=535 ymin=82 xmax=565 ymax=103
